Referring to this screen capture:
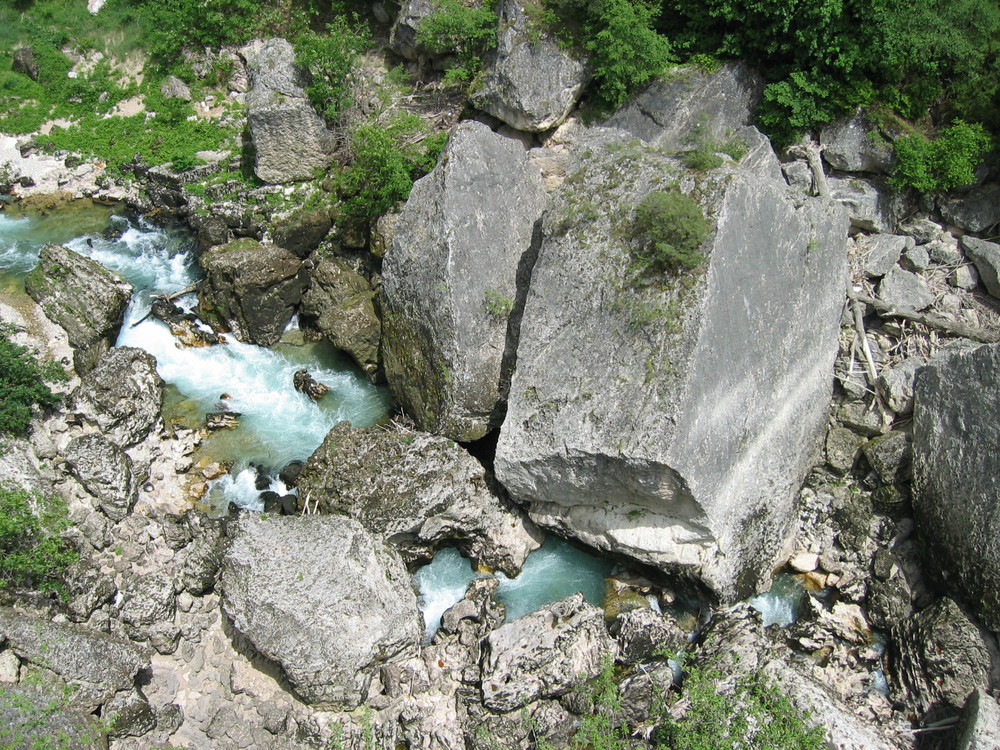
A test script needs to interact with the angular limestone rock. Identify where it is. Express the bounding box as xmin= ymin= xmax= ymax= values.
xmin=65 ymin=433 xmax=137 ymax=521
xmin=24 ymin=243 xmax=132 ymax=374
xmin=913 ymin=344 xmax=1000 ymax=629
xmin=481 ymin=594 xmax=616 ymax=712
xmin=221 ymin=513 xmax=421 ymax=708
xmin=495 ymin=127 xmax=848 ymax=601
xmin=820 ymin=108 xmax=895 ymax=174
xmin=197 ymin=238 xmax=308 ymax=346
xmin=472 ymin=0 xmax=588 ymax=132
xmin=296 ymin=421 xmax=540 ymax=575
xmin=300 ymin=257 xmax=381 ymax=380
xmin=381 ymin=121 xmax=545 ymax=441
xmin=69 ymin=347 xmax=163 ymax=449
xmin=961 ymin=236 xmax=1000 ymax=299
xmin=241 ymin=38 xmax=335 ymax=184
